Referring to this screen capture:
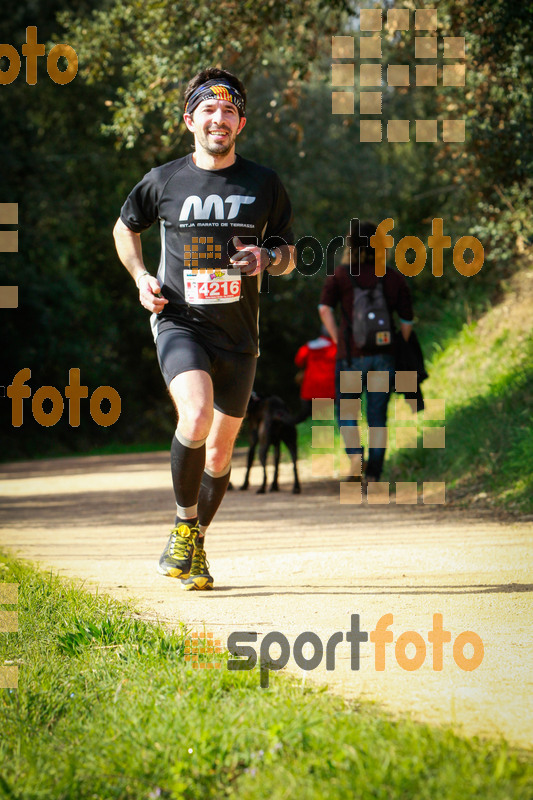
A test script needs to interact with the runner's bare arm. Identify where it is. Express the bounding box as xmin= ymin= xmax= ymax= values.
xmin=113 ymin=218 xmax=168 ymax=314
